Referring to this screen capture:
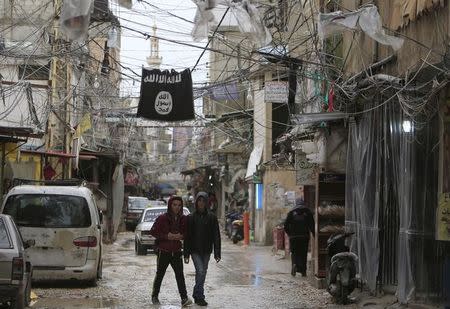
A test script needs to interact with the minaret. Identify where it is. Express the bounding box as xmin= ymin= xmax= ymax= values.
xmin=146 ymin=22 xmax=162 ymax=69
